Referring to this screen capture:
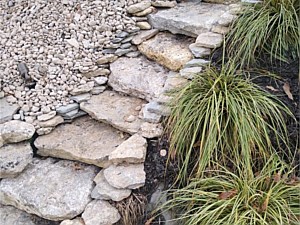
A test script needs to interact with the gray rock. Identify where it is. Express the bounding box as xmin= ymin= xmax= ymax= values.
xmin=82 ymin=200 xmax=121 ymax=225
xmin=127 ymin=1 xmax=151 ymax=14
xmin=0 ymin=98 xmax=20 ymax=124
xmin=104 ymin=164 xmax=146 ymax=189
xmin=138 ymin=32 xmax=193 ymax=71
xmin=60 ymin=218 xmax=85 ymax=225
xmin=38 ymin=115 xmax=64 ymax=128
xmin=70 ymin=93 xmax=91 ymax=103
xmin=94 ymin=77 xmax=108 ymax=85
xmin=62 ymin=110 xmax=87 ymax=122
xmin=70 ymin=85 xmax=93 ymax=95
xmin=0 ymin=204 xmax=57 ymax=225
xmin=96 ymin=54 xmax=118 ymax=65
xmin=180 ymin=67 xmax=203 ymax=79
xmin=37 ymin=111 xmax=57 ymax=122
xmin=35 ymin=116 xmax=127 ymax=168
xmin=184 ymin=58 xmax=210 ymax=68
xmin=91 ymin=170 xmax=131 ymax=201
xmin=163 ymin=72 xmax=189 ymax=92
xmin=0 ymin=158 xmax=98 ymax=221
xmin=115 ymin=48 xmax=133 ymax=56
xmin=148 ymin=2 xmax=230 ymax=37
xmin=109 ymin=56 xmax=168 ymax=101
xmin=81 ymin=91 xmax=145 ymax=134
xmin=189 ymin=43 xmax=211 ymax=58
xmin=145 ymin=101 xmax=171 ymax=116
xmin=0 ymin=143 xmax=33 ymax=178
xmin=132 ymin=29 xmax=159 ymax=45
xmin=90 ymin=86 xmax=106 ymax=95
xmin=195 ymin=32 xmax=224 ymax=48
xmin=109 ymin=134 xmax=147 ymax=164
xmin=139 ymin=122 xmax=163 ymax=138
xmin=151 ymin=0 xmax=177 ymax=8
xmin=56 ymin=103 xmax=79 ymax=114
xmin=142 ymin=106 xmax=162 ymax=123
xmin=0 ymin=120 xmax=35 ymax=144
xmin=82 ymin=69 xmax=110 ymax=78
